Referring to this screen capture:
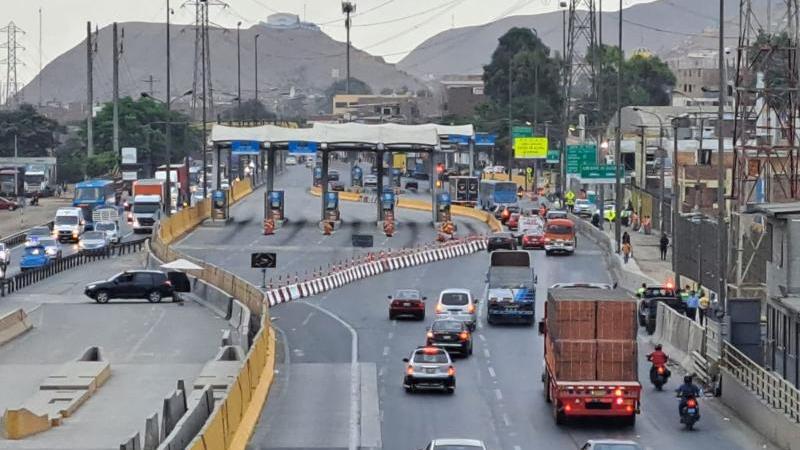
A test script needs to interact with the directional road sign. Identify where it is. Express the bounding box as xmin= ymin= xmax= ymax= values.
xmin=251 ymin=252 xmax=277 ymax=269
